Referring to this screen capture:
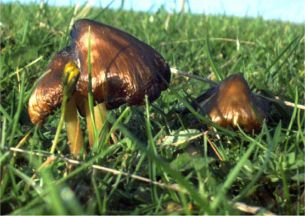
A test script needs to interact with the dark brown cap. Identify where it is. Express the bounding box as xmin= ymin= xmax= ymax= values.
xmin=203 ymin=73 xmax=267 ymax=131
xmin=28 ymin=47 xmax=73 ymax=124
xmin=70 ymin=19 xmax=171 ymax=109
